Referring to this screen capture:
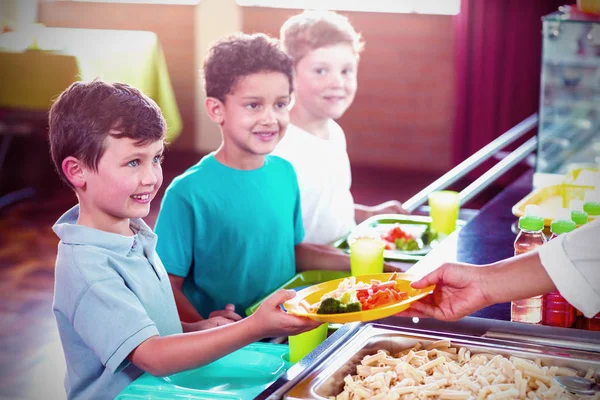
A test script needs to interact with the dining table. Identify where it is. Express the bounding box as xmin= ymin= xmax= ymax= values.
xmin=0 ymin=25 xmax=182 ymax=141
